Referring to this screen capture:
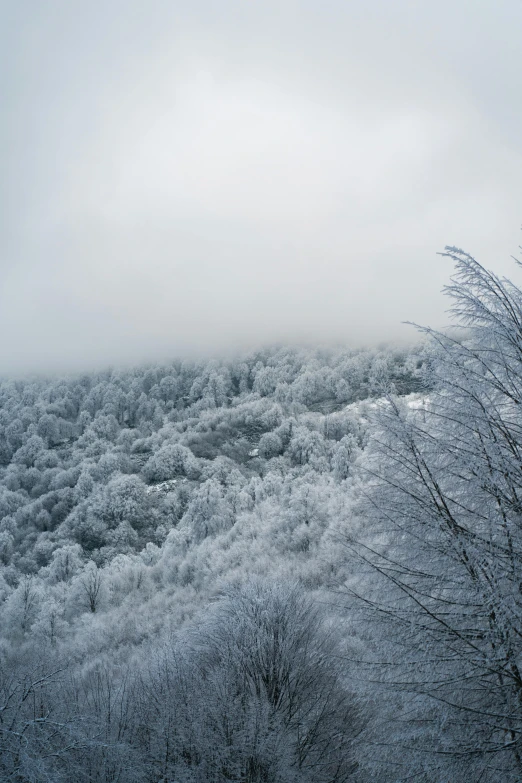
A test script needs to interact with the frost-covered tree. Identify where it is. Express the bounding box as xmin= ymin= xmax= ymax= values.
xmin=36 ymin=412 xmax=60 ymax=446
xmin=143 ymin=442 xmax=198 ymax=482
xmin=78 ymin=562 xmax=103 ymax=613
xmin=46 ymin=543 xmax=83 ymax=583
xmin=181 ymin=479 xmax=232 ymax=543
xmin=347 ymin=249 xmax=522 ymax=782
xmin=136 ymin=580 xmax=362 ymax=783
